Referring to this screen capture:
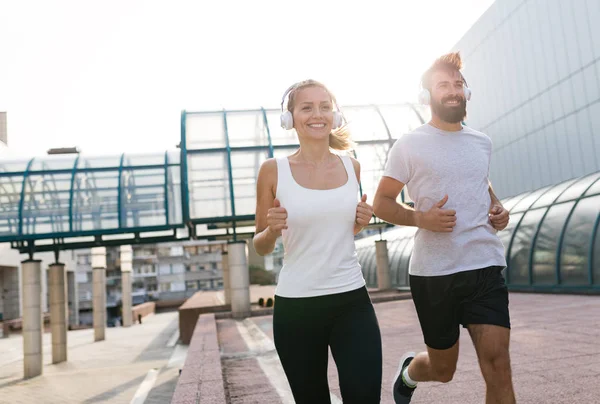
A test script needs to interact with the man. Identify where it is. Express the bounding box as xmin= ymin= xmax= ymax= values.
xmin=373 ymin=52 xmax=515 ymax=404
